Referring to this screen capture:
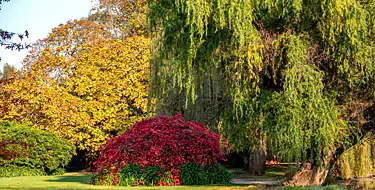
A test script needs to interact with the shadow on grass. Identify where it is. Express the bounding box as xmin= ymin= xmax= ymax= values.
xmin=45 ymin=174 xmax=91 ymax=184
